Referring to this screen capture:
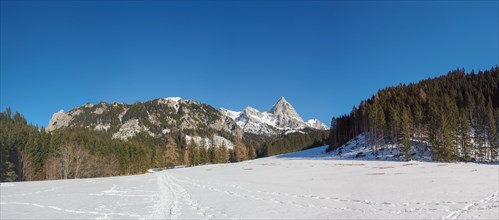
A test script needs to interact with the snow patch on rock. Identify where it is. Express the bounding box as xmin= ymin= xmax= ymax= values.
xmin=185 ymin=135 xmax=234 ymax=149
xmin=93 ymin=106 xmax=107 ymax=115
xmin=118 ymin=108 xmax=128 ymax=123
xmin=84 ymin=103 xmax=94 ymax=108
xmin=112 ymin=119 xmax=154 ymax=140
xmin=158 ymin=97 xmax=183 ymax=112
xmin=94 ymin=124 xmax=111 ymax=131
xmin=162 ymin=128 xmax=171 ymax=134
